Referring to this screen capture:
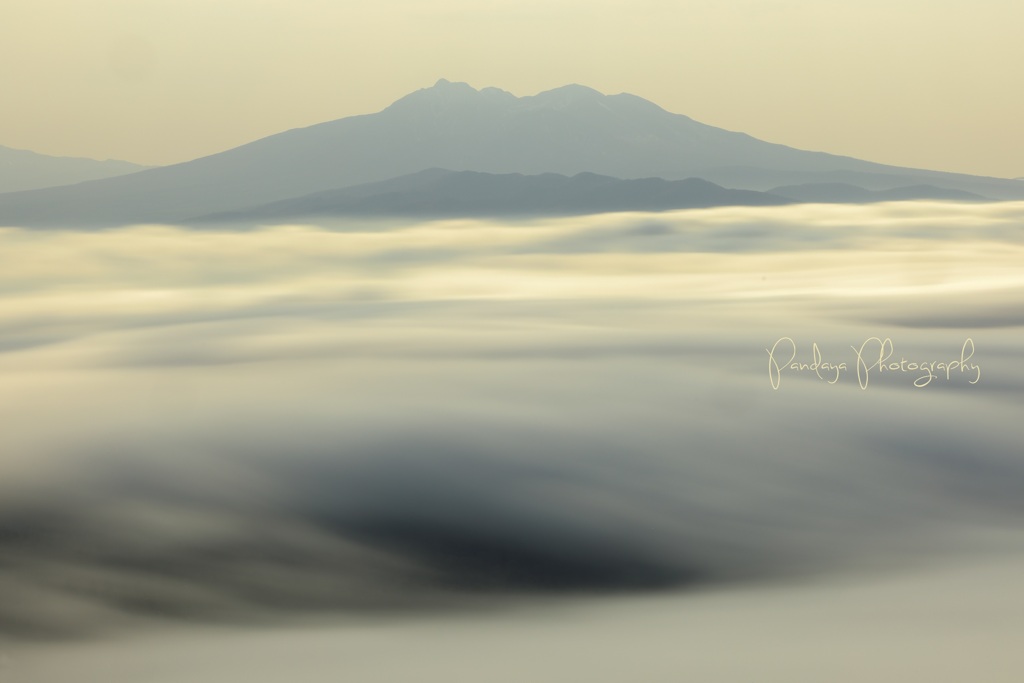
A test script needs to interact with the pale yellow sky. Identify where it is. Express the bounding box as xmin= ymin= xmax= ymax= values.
xmin=2 ymin=0 xmax=1021 ymax=178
